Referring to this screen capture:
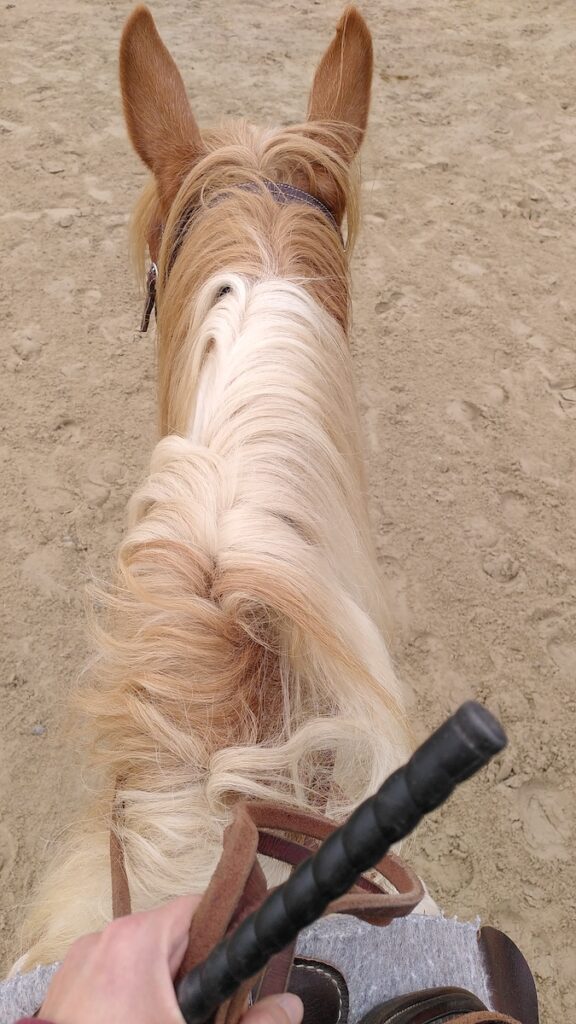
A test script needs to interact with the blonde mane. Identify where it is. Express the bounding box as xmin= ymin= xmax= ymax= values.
xmin=18 ymin=9 xmax=413 ymax=971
